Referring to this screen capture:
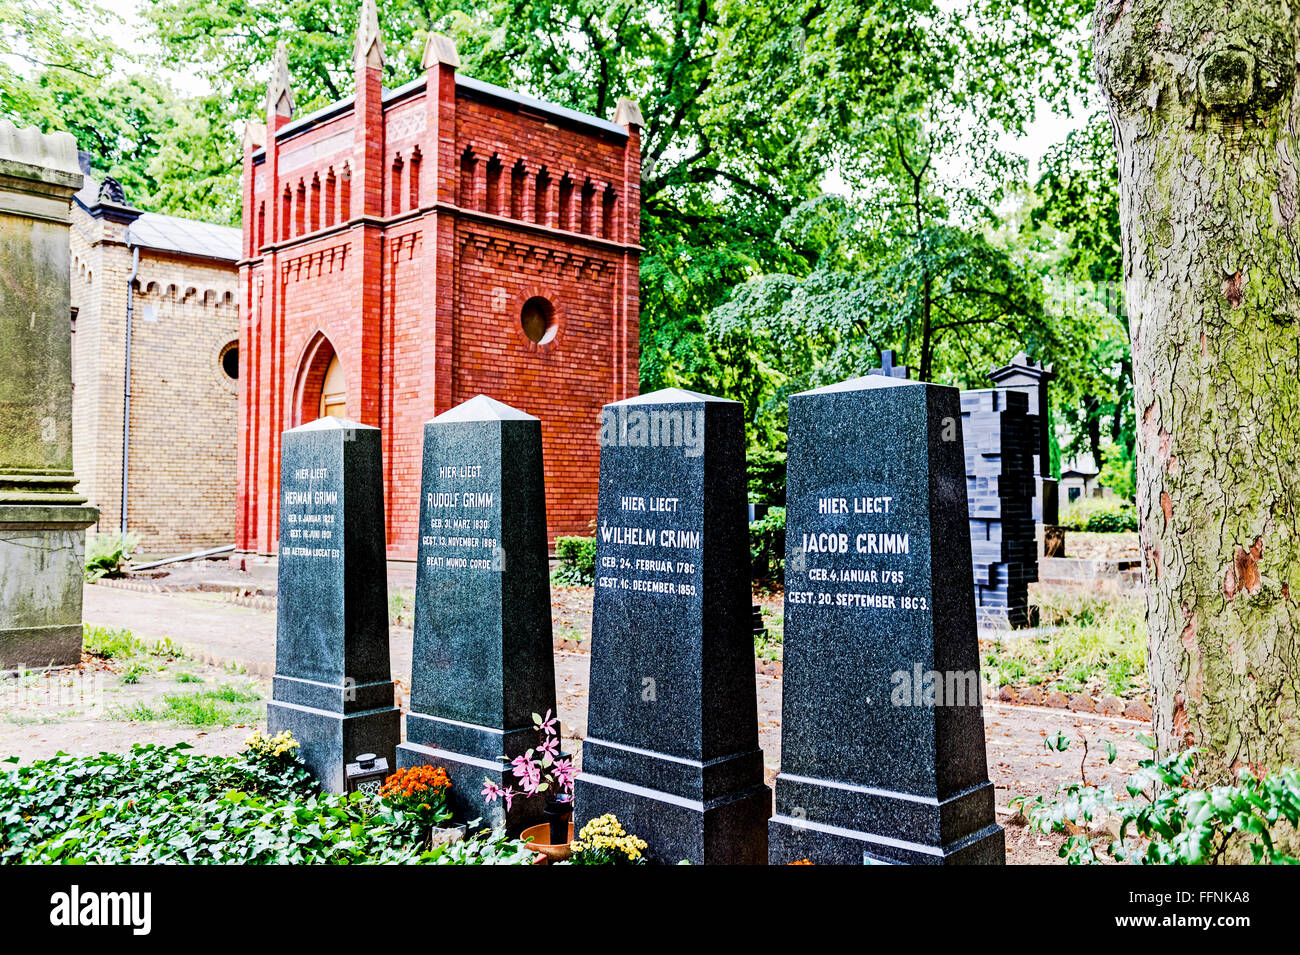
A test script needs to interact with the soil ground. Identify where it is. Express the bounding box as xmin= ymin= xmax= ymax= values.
xmin=0 ymin=581 xmax=1151 ymax=864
